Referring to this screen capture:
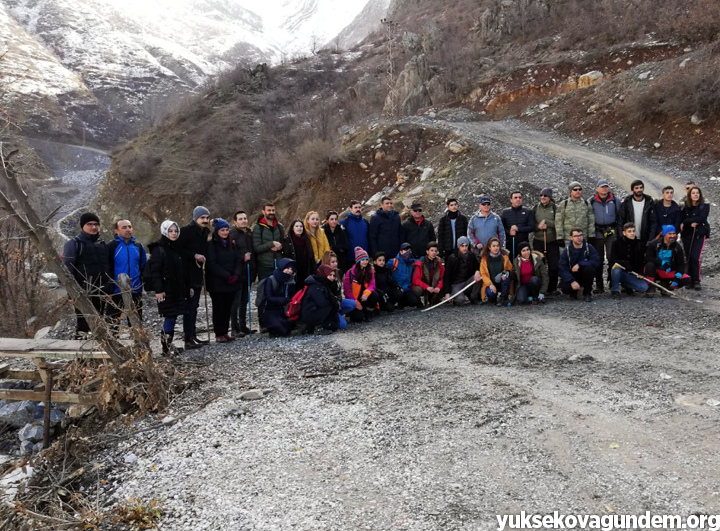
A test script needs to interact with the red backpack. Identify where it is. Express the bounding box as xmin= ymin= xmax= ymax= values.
xmin=285 ymin=286 xmax=308 ymax=321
